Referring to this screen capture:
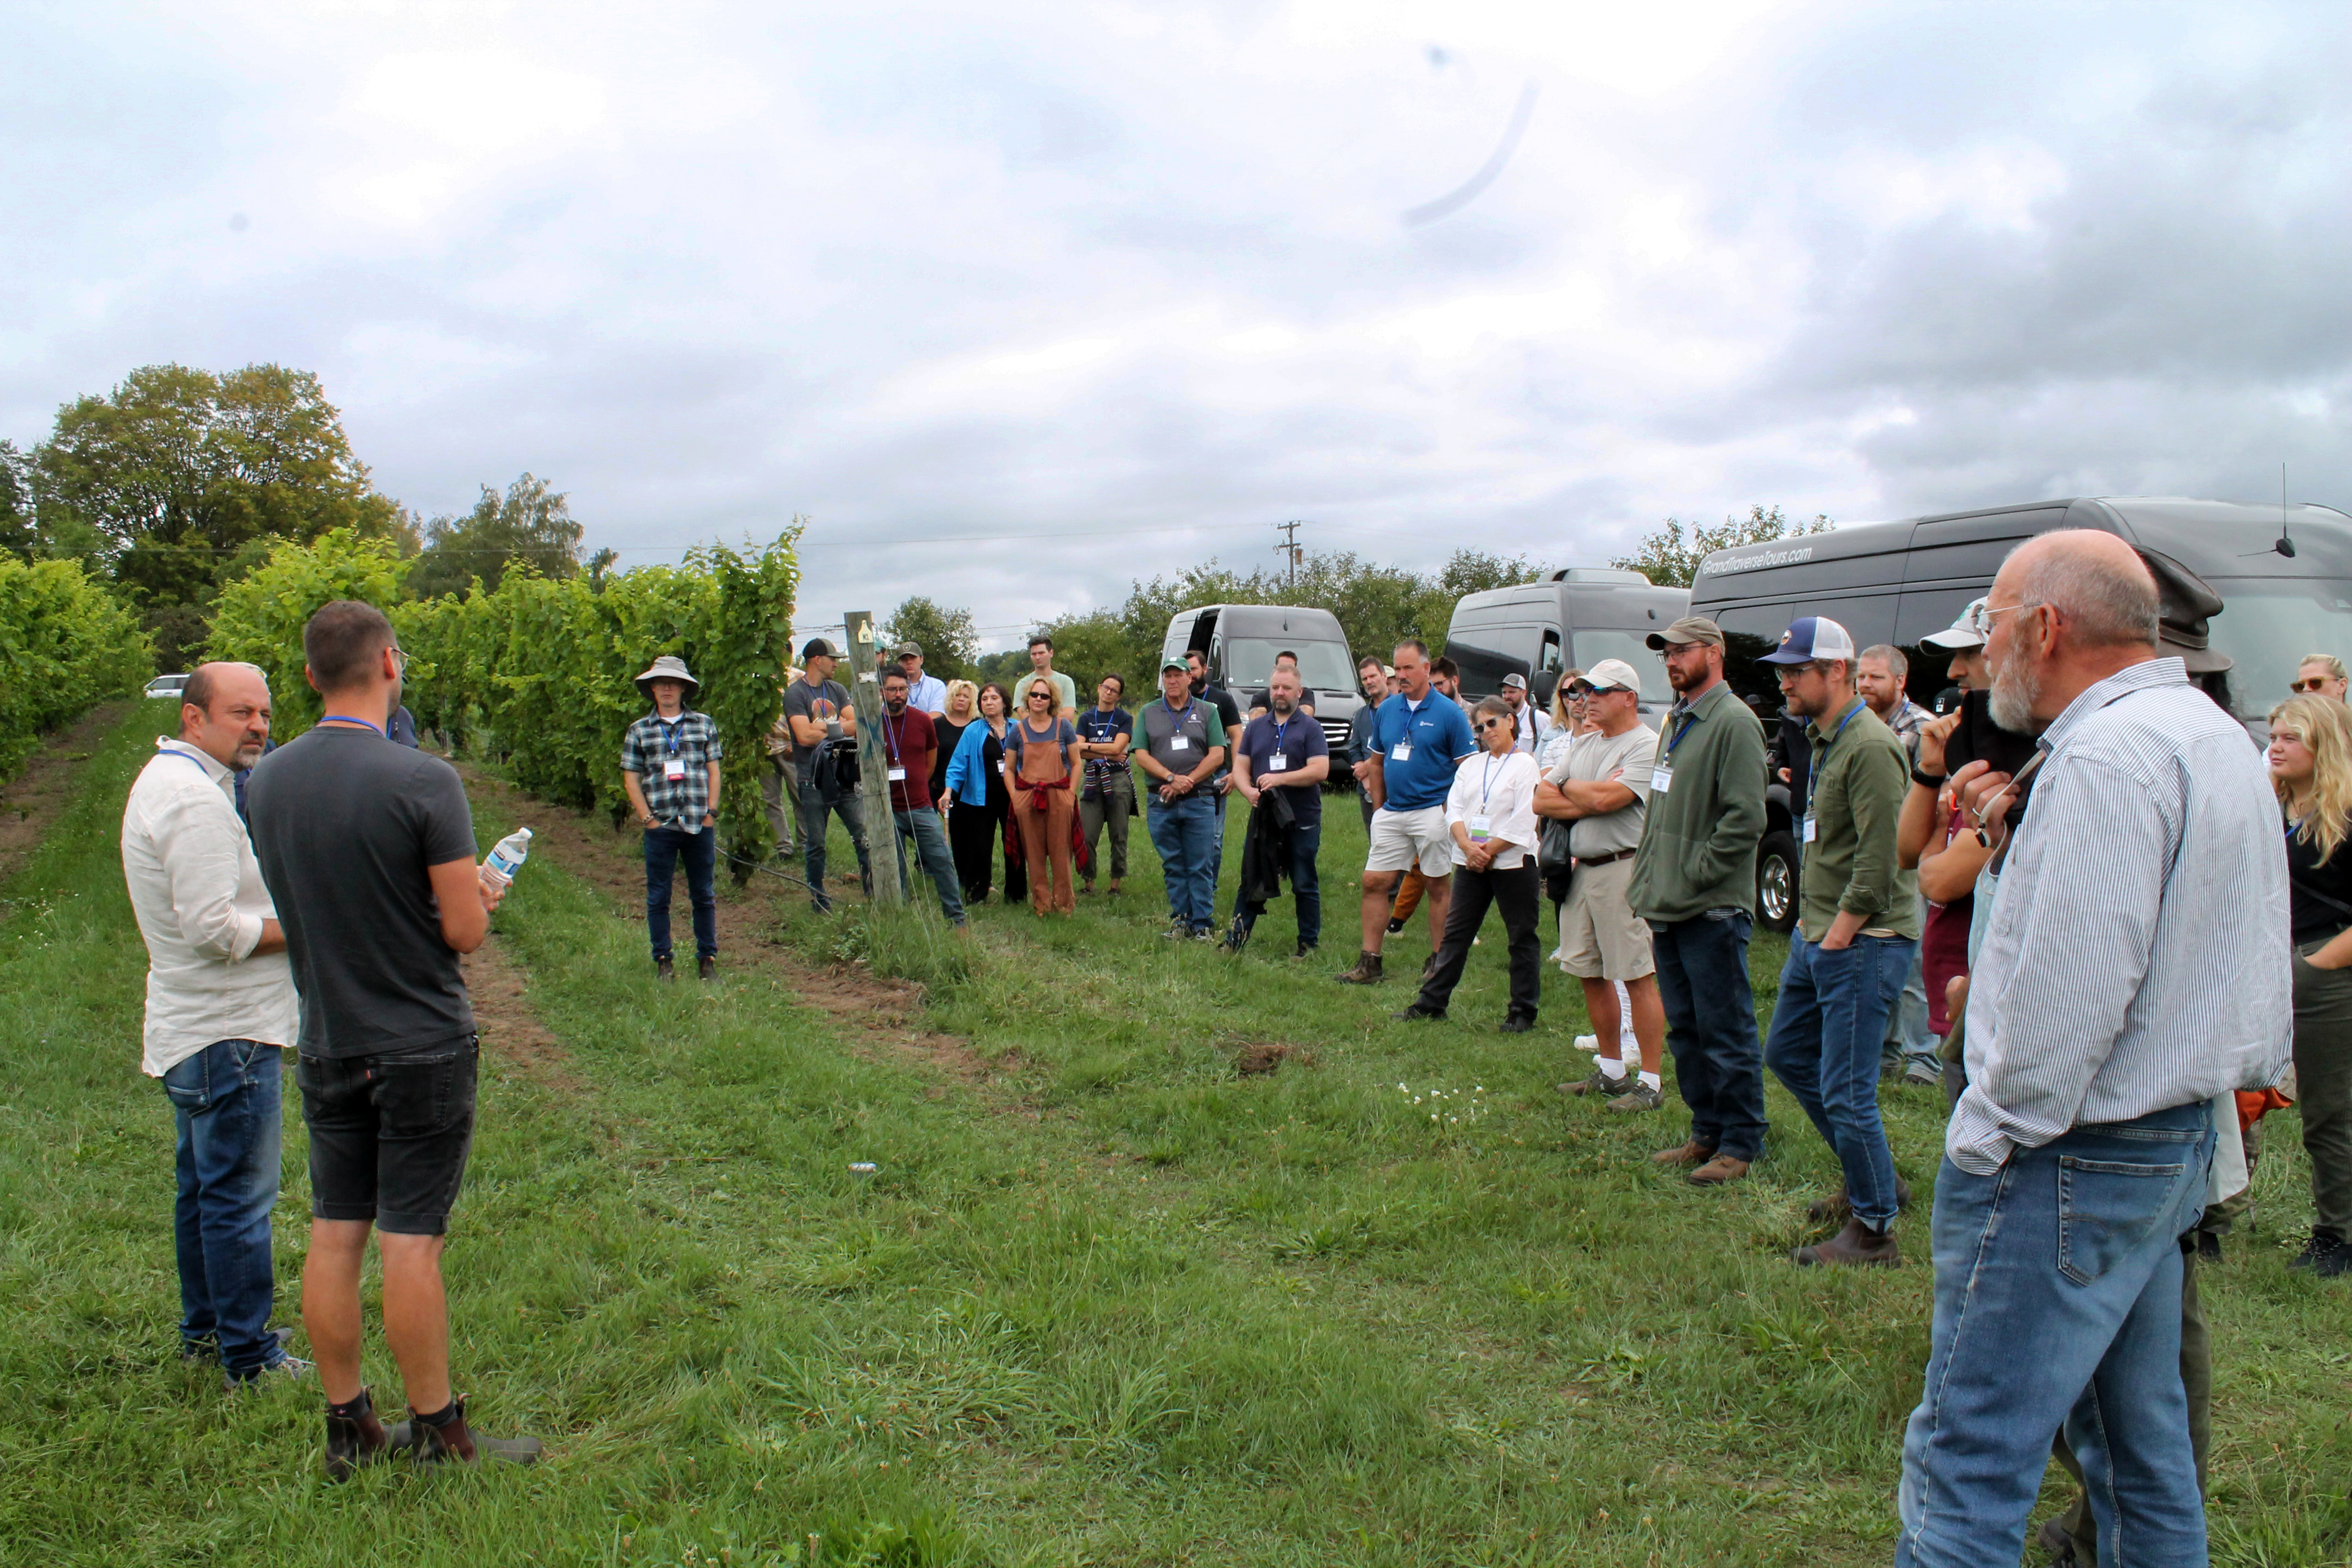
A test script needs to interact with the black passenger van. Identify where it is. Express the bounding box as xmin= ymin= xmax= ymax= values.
xmin=1689 ymin=496 xmax=2352 ymax=930
xmin=1443 ymin=568 xmax=1691 ymax=721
